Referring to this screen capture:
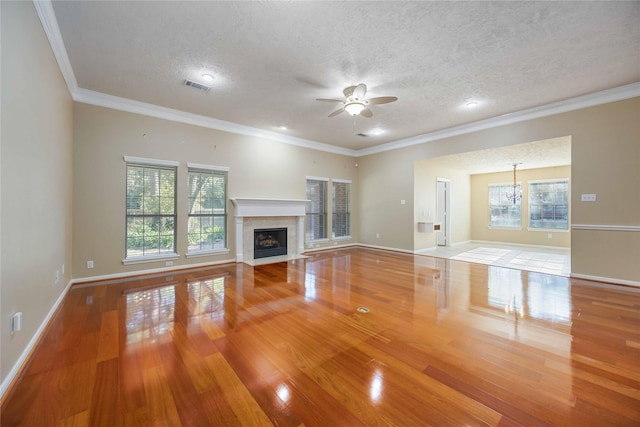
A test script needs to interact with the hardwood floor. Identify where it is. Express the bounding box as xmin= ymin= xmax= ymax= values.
xmin=2 ymin=247 xmax=639 ymax=426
